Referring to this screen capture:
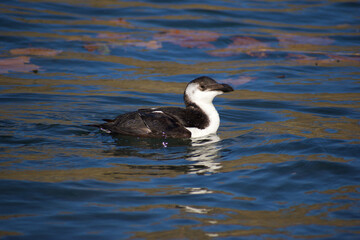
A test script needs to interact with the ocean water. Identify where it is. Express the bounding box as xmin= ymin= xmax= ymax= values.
xmin=0 ymin=0 xmax=359 ymax=239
